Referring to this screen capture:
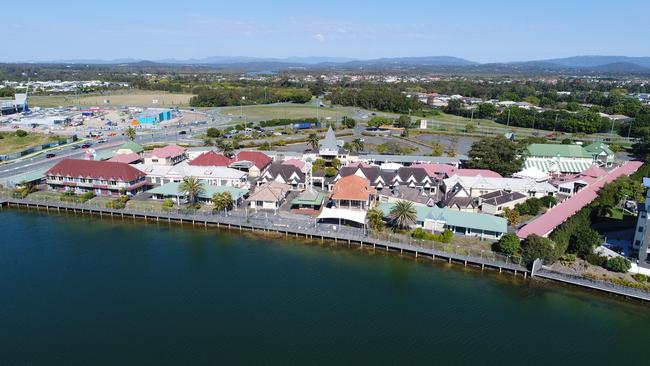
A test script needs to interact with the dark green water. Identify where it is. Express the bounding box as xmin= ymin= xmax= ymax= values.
xmin=1 ymin=210 xmax=649 ymax=365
